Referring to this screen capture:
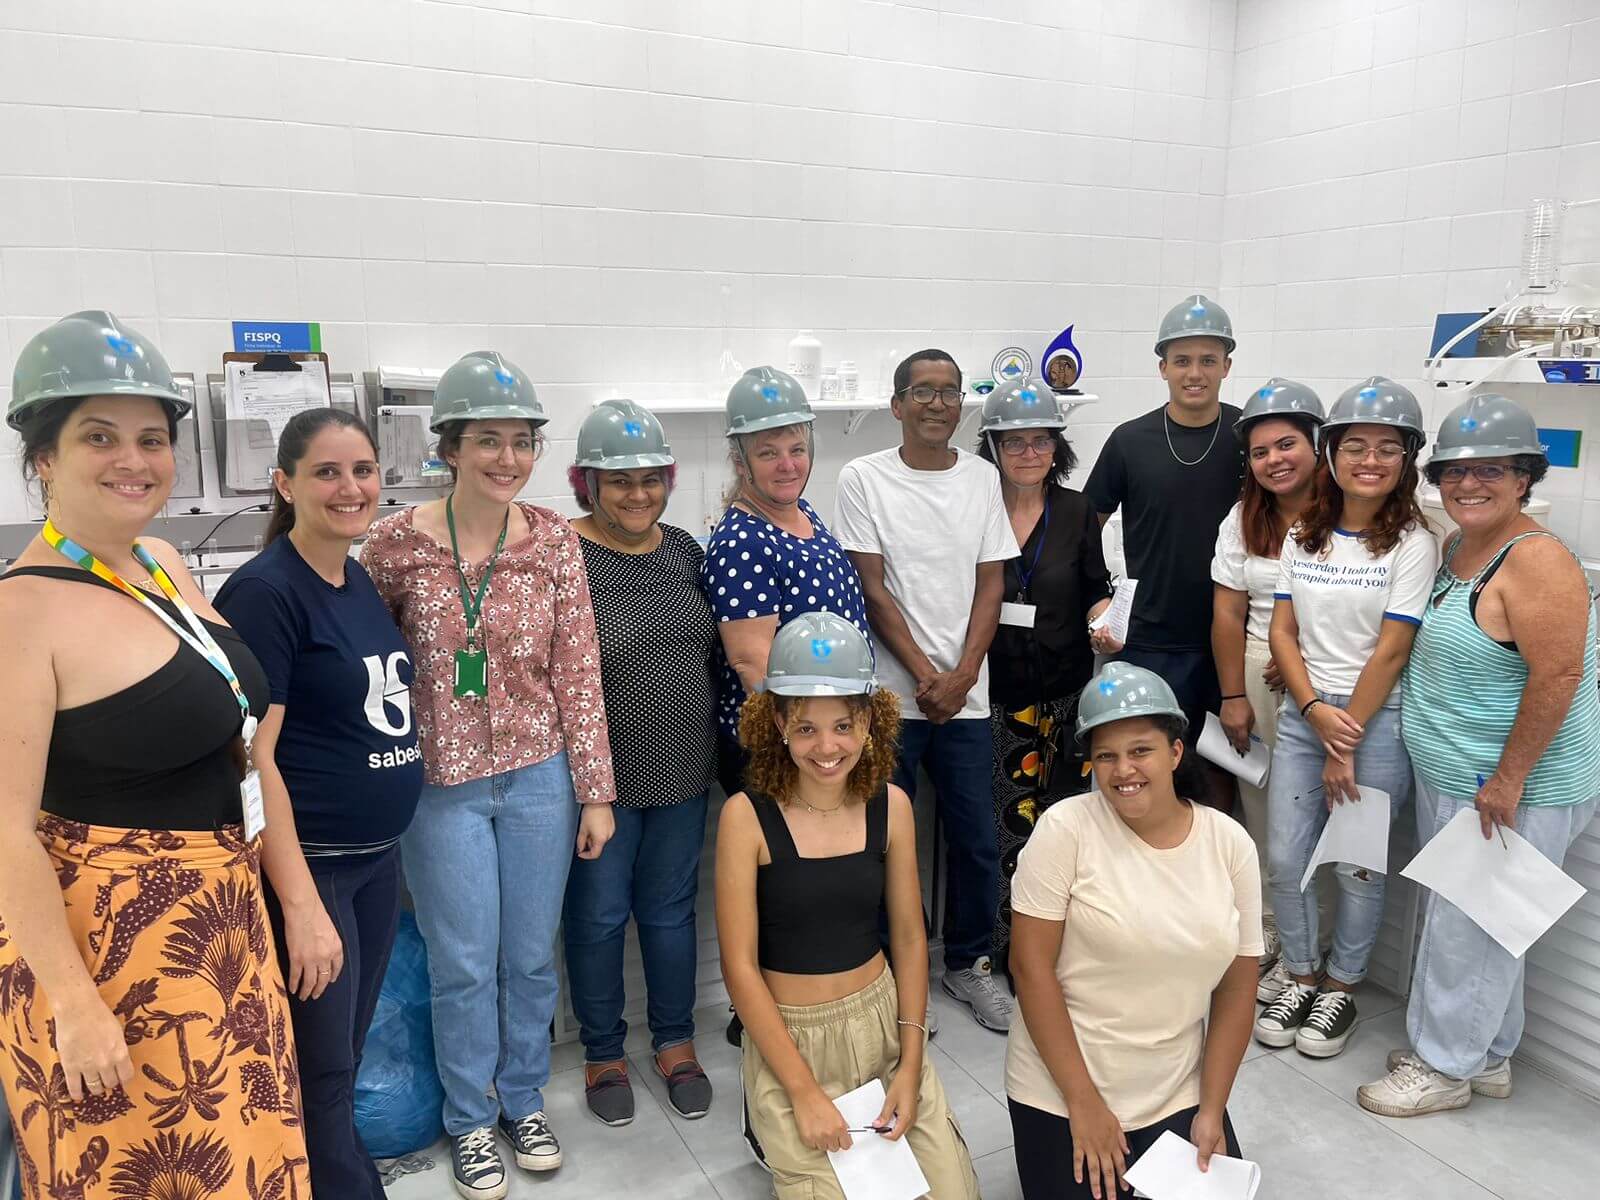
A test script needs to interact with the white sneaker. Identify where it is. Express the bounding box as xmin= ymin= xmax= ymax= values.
xmin=1256 ymin=958 xmax=1290 ymax=1004
xmin=941 ymin=956 xmax=1014 ymax=1032
xmin=1358 ymin=1054 xmax=1471 ymax=1117
xmin=1385 ymin=1049 xmax=1512 ymax=1098
xmin=1260 ymin=915 xmax=1280 ymax=965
